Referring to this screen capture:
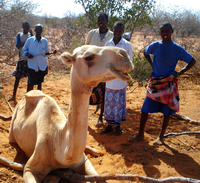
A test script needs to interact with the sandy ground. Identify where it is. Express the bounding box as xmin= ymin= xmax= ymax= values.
xmin=0 ymin=54 xmax=200 ymax=183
